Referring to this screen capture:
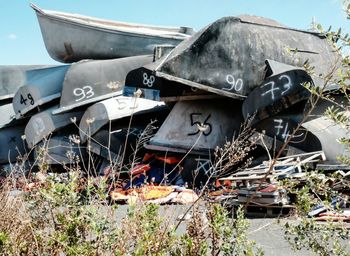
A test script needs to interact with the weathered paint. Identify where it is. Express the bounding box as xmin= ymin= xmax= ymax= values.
xmin=151 ymin=16 xmax=339 ymax=98
xmin=148 ymin=99 xmax=243 ymax=153
xmin=13 ymin=65 xmax=69 ymax=117
xmin=79 ymin=96 xmax=165 ymax=143
xmin=25 ymin=106 xmax=83 ymax=148
xmin=53 ymin=55 xmax=153 ymax=114
xmin=32 ymin=4 xmax=193 ymax=63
